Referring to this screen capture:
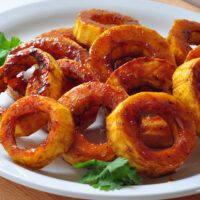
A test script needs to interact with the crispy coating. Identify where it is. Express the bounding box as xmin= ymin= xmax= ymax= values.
xmin=58 ymin=82 xmax=128 ymax=164
xmin=168 ymin=19 xmax=200 ymax=65
xmin=173 ymin=58 xmax=200 ymax=135
xmin=89 ymin=24 xmax=175 ymax=82
xmin=107 ymin=92 xmax=196 ymax=177
xmin=39 ymin=28 xmax=76 ymax=41
xmin=0 ymin=95 xmax=74 ymax=169
xmin=0 ymin=107 xmax=5 ymax=143
xmin=186 ymin=45 xmax=200 ymax=61
xmin=57 ymin=58 xmax=98 ymax=94
xmin=73 ymin=9 xmax=139 ymax=47
xmin=10 ymin=36 xmax=89 ymax=65
xmin=106 ymin=57 xmax=176 ymax=94
xmin=0 ymin=68 xmax=6 ymax=93
xmin=3 ymin=48 xmax=63 ymax=100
